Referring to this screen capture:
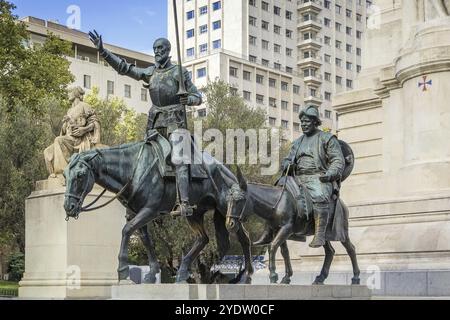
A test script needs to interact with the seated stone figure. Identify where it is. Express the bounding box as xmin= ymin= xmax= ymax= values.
xmin=44 ymin=87 xmax=101 ymax=178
